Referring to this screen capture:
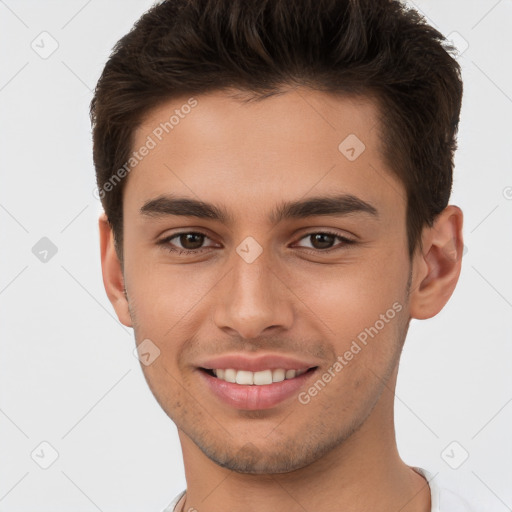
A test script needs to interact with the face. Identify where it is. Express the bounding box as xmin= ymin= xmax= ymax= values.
xmin=115 ymin=88 xmax=415 ymax=473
